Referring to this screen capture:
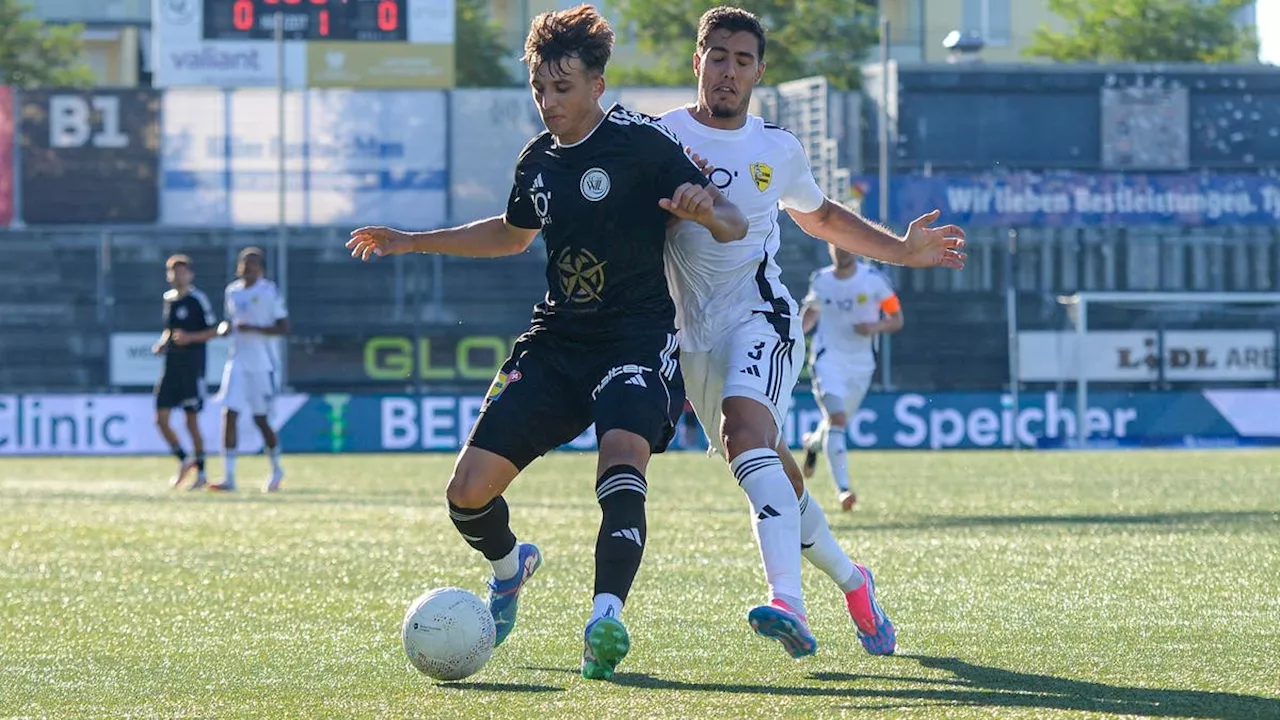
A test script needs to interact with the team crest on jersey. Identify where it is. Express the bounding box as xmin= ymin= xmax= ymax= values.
xmin=175 ymin=306 xmax=188 ymax=320
xmin=750 ymin=162 xmax=773 ymax=192
xmin=580 ymin=167 xmax=611 ymax=201
xmin=857 ymin=293 xmax=868 ymax=305
xmin=556 ymin=247 xmax=607 ymax=303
